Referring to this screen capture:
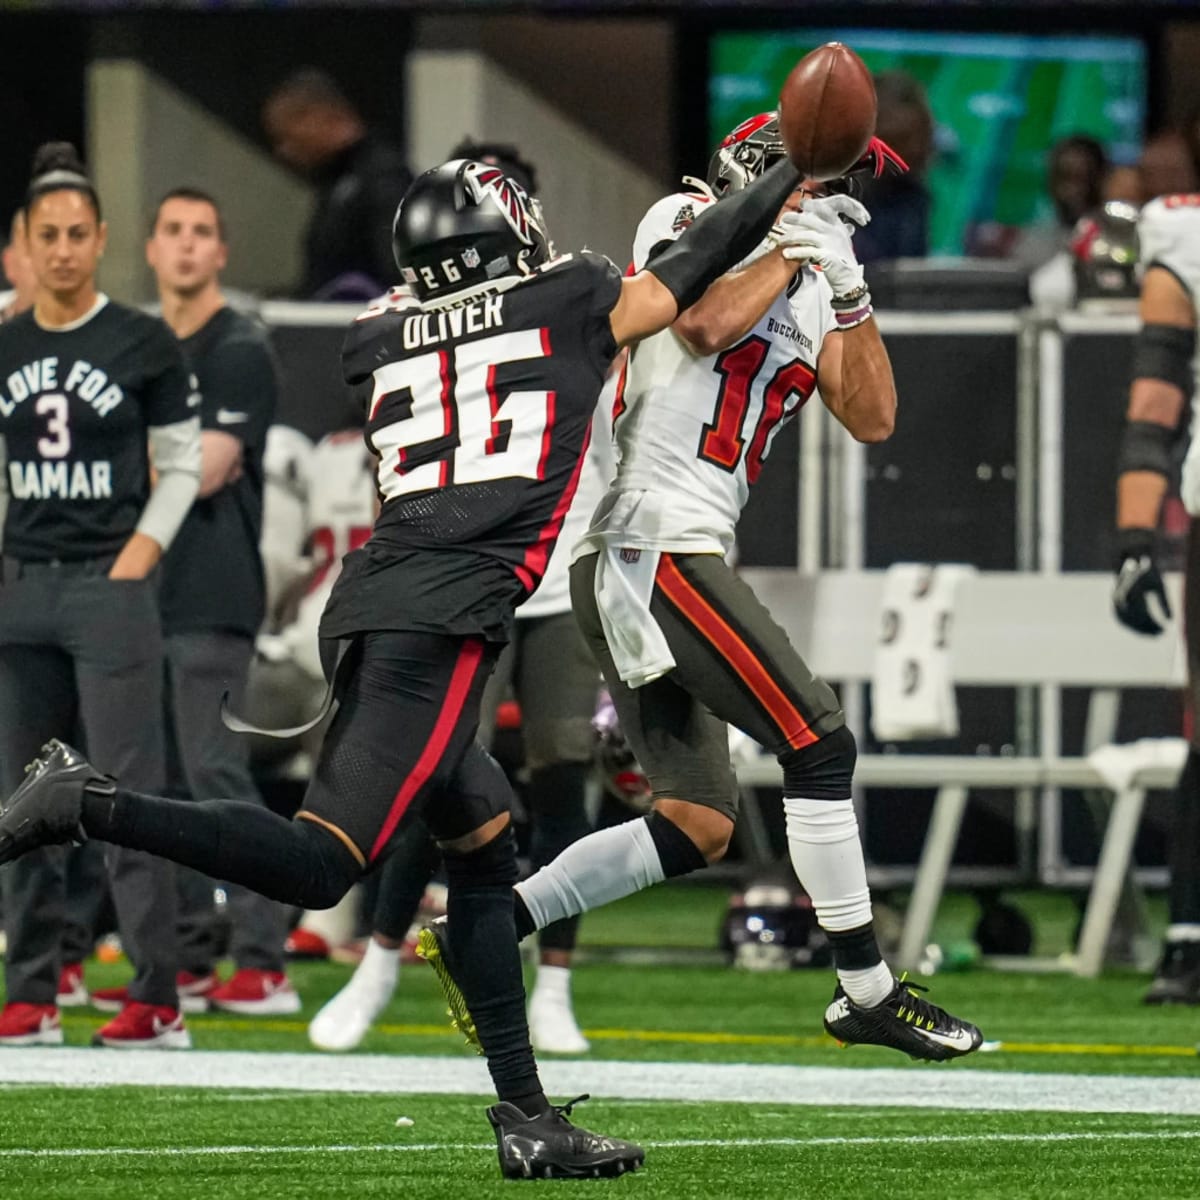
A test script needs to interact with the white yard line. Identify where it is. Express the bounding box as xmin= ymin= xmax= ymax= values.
xmin=5 ymin=1131 xmax=1200 ymax=1161
xmin=0 ymin=1049 xmax=1197 ymax=1116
